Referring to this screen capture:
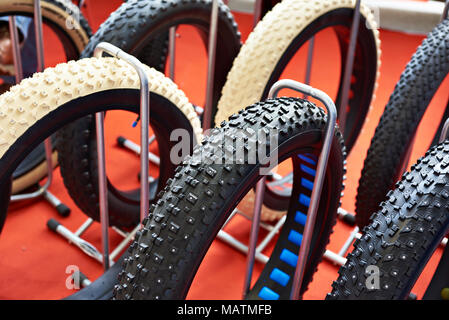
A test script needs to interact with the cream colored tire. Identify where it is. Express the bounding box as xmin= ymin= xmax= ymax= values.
xmin=216 ymin=0 xmax=381 ymax=218
xmin=1 ymin=0 xmax=92 ymax=194
xmin=0 ymin=57 xmax=202 ymax=232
